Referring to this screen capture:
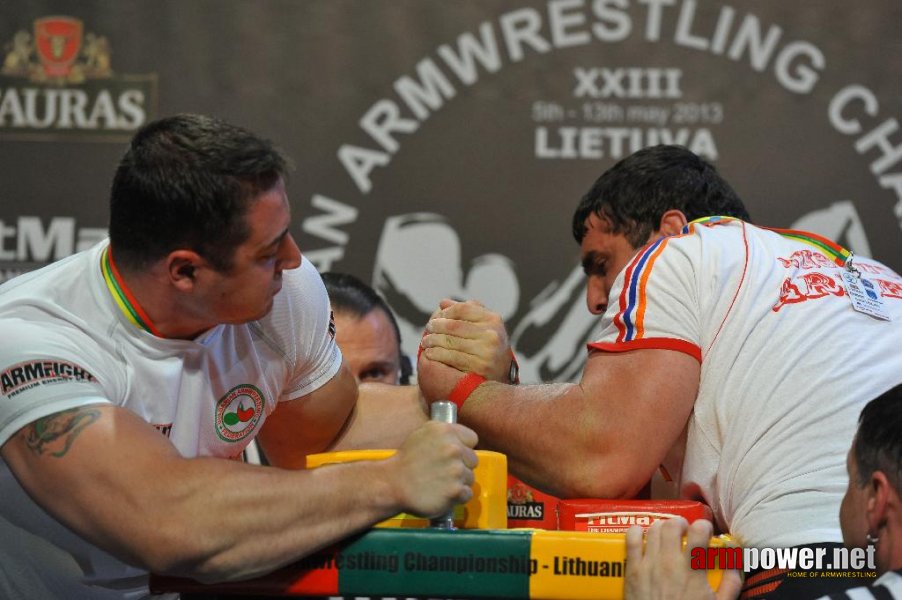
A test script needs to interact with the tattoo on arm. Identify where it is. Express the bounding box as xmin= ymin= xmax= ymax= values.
xmin=25 ymin=407 xmax=101 ymax=457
